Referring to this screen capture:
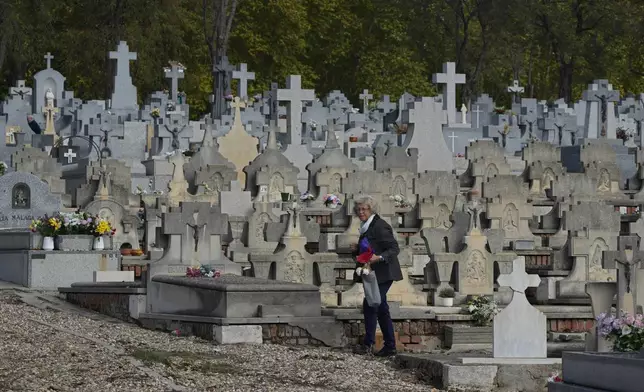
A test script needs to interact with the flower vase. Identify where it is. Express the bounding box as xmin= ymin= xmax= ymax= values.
xmin=93 ymin=236 xmax=105 ymax=251
xmin=42 ymin=236 xmax=55 ymax=251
